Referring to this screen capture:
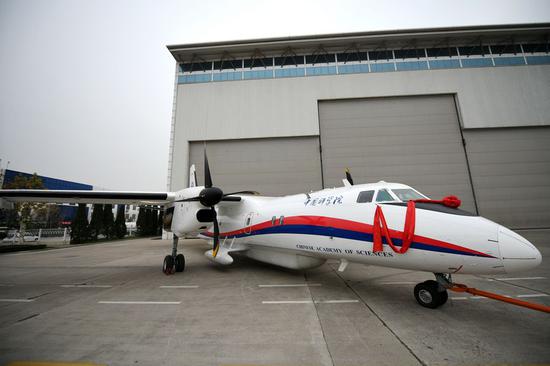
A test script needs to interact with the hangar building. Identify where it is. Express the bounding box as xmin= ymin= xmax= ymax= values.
xmin=166 ymin=23 xmax=550 ymax=230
